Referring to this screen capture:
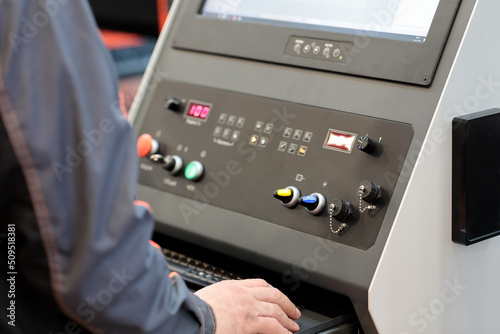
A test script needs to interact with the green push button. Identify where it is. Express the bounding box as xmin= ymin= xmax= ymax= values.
xmin=184 ymin=161 xmax=204 ymax=182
